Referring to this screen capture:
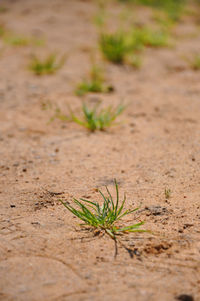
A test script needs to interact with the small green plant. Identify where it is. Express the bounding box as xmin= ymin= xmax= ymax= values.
xmin=162 ymin=0 xmax=186 ymax=22
xmin=60 ymin=180 xmax=148 ymax=257
xmin=0 ymin=6 xmax=8 ymax=13
xmin=99 ymin=32 xmax=129 ymax=63
xmin=76 ymin=65 xmax=113 ymax=96
xmin=118 ymin=0 xmax=186 ymax=22
xmin=128 ymin=54 xmax=142 ymax=68
xmin=153 ymin=12 xmax=175 ymax=30
xmin=49 ymin=107 xmax=69 ymax=123
xmin=99 ymin=26 xmax=168 ymax=65
xmin=144 ymin=29 xmax=169 ymax=47
xmin=131 ymin=27 xmax=169 ymax=49
xmin=29 ymin=54 xmax=65 ymax=75
xmin=3 ymin=35 xmax=30 ymax=46
xmin=190 ymin=54 xmax=200 ymax=70
xmin=0 ymin=24 xmax=5 ymax=37
xmin=165 ymin=188 xmax=171 ymax=199
xmin=94 ymin=1 xmax=106 ymax=28
xmin=0 ymin=28 xmax=45 ymax=47
xmin=70 ymin=103 xmax=125 ymax=132
xmin=76 ymin=80 xmax=103 ymax=96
